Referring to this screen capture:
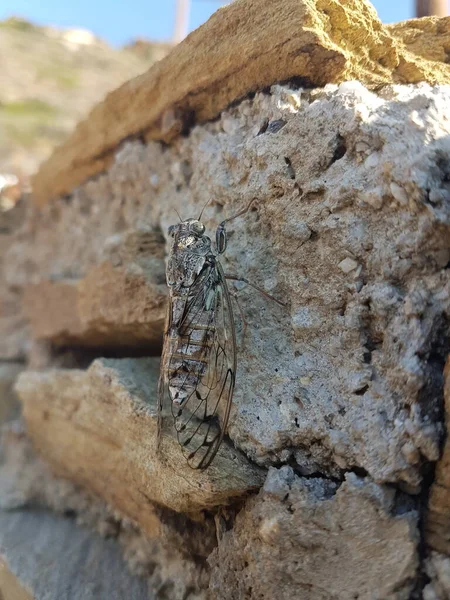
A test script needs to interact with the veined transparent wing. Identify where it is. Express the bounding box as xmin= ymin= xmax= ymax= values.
xmin=158 ymin=259 xmax=237 ymax=469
